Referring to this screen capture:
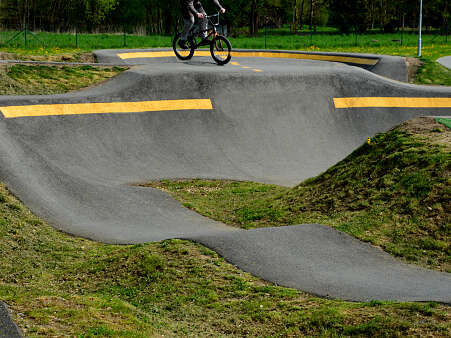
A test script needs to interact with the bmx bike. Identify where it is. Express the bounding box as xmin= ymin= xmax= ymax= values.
xmin=173 ymin=12 xmax=232 ymax=65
